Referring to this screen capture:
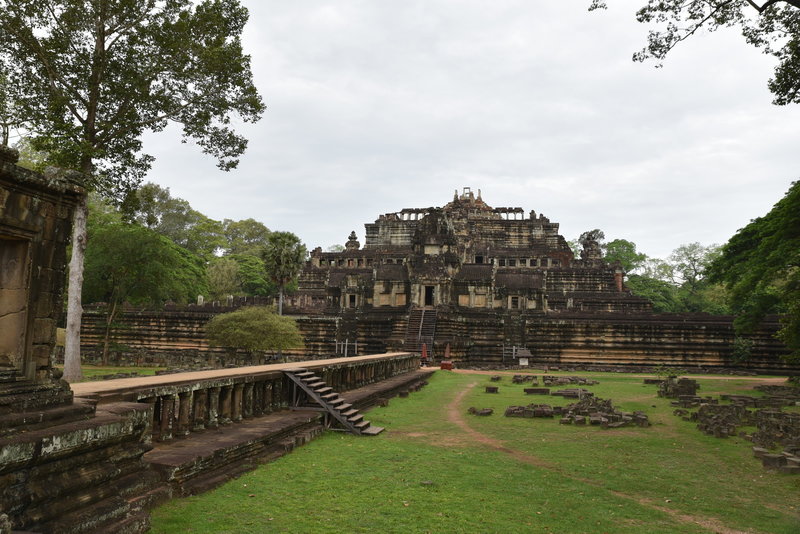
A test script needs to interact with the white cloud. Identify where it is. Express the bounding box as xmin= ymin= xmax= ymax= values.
xmin=141 ymin=1 xmax=800 ymax=259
